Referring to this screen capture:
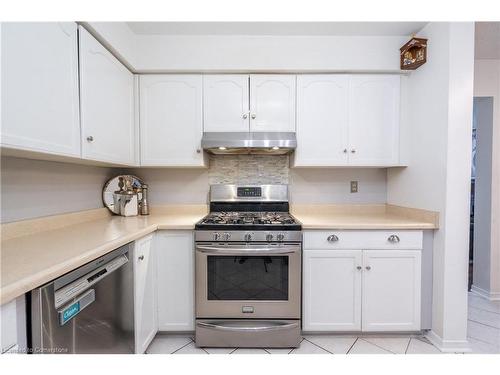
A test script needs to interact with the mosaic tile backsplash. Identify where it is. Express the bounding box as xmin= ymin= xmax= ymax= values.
xmin=208 ymin=155 xmax=289 ymax=185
